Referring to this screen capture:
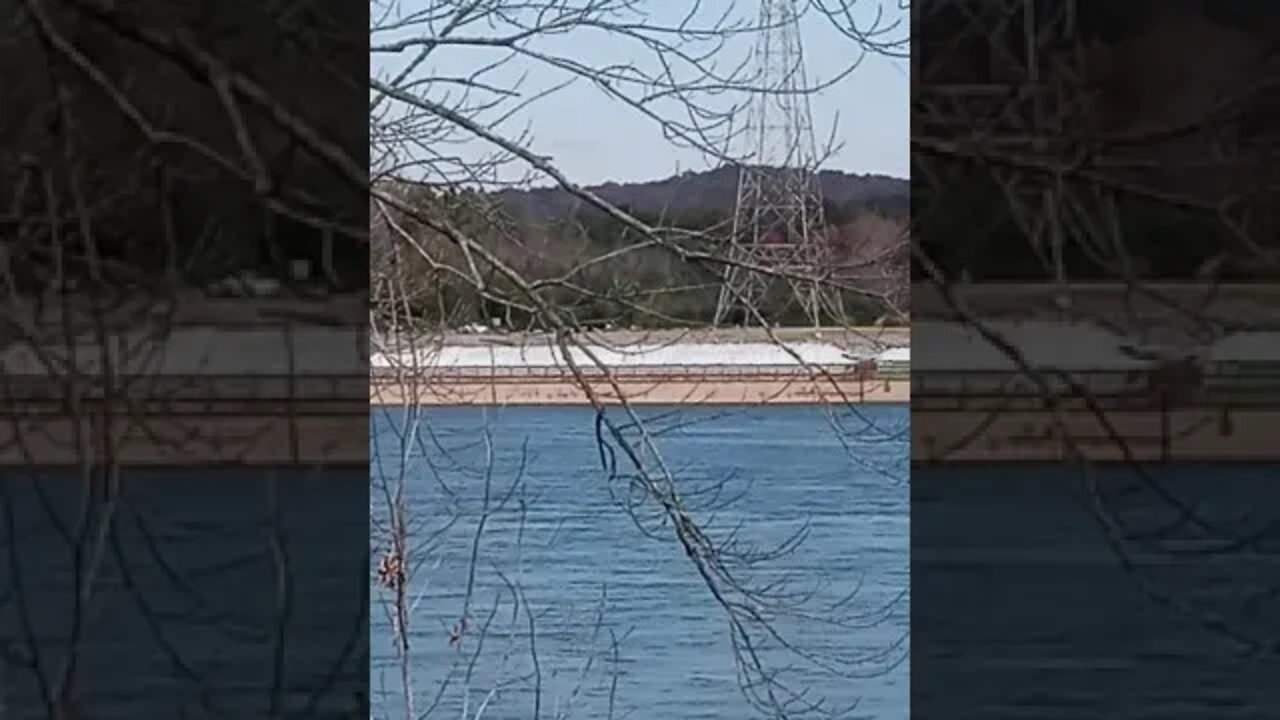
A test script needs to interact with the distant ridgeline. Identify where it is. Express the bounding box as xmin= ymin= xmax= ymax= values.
xmin=373 ymin=169 xmax=909 ymax=329
xmin=491 ymin=166 xmax=908 ymax=222
xmin=914 ymin=177 xmax=1280 ymax=282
